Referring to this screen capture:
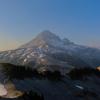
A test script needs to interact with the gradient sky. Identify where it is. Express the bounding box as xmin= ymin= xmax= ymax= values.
xmin=0 ymin=0 xmax=100 ymax=51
